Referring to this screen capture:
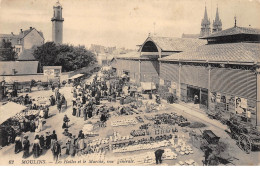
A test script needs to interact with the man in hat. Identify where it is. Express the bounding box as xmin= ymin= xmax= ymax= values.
xmin=23 ymin=136 xmax=30 ymax=158
xmin=51 ymin=139 xmax=61 ymax=162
